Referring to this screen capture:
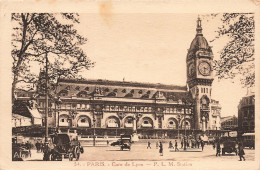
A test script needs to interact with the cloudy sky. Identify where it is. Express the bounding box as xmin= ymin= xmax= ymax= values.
xmin=73 ymin=13 xmax=248 ymax=117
